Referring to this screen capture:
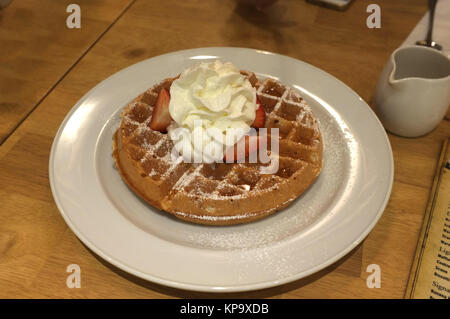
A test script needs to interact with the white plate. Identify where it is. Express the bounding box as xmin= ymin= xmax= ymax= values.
xmin=50 ymin=47 xmax=393 ymax=292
